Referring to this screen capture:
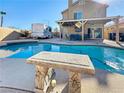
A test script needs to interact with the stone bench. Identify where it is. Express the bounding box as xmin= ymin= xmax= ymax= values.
xmin=27 ymin=52 xmax=95 ymax=93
